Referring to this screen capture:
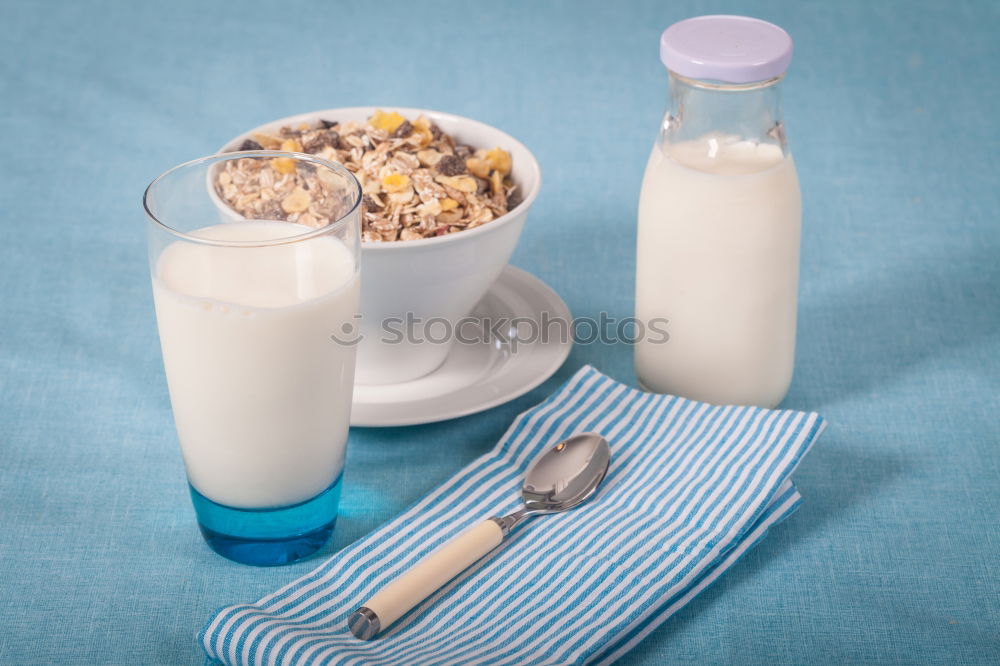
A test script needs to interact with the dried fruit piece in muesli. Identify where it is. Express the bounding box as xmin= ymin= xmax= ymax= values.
xmin=392 ymin=120 xmax=413 ymax=138
xmin=381 ymin=173 xmax=411 ymax=193
xmin=435 ymin=154 xmax=468 ymax=177
xmin=281 ymin=187 xmax=311 ymax=214
xmin=369 ymin=110 xmax=406 ymax=133
xmin=272 ymin=157 xmax=297 ymax=175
